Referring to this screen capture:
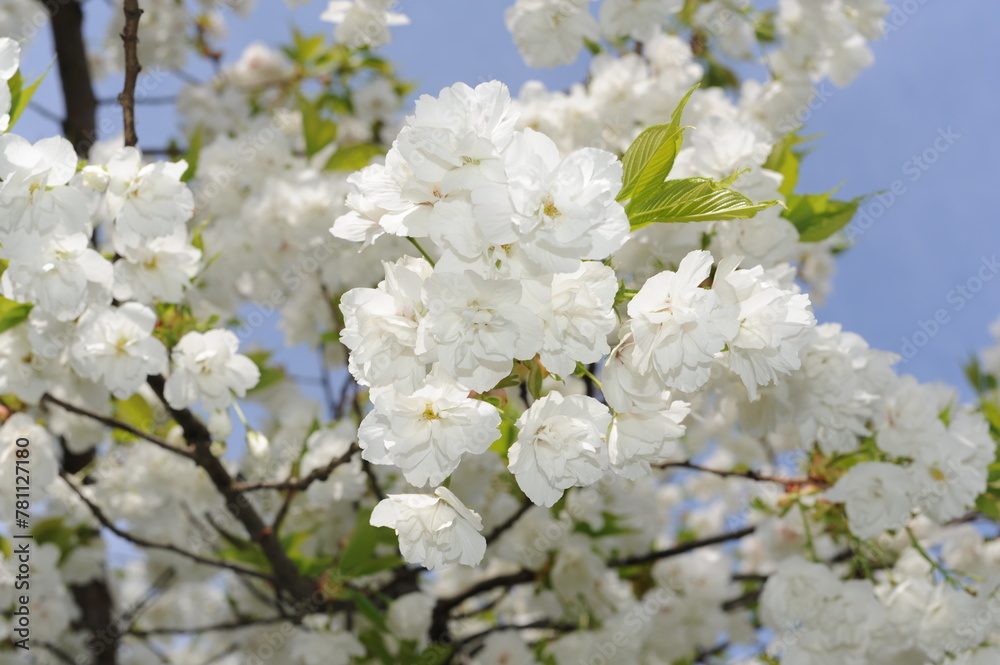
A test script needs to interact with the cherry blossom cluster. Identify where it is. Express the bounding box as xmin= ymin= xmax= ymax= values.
xmin=0 ymin=44 xmax=263 ymax=443
xmin=506 ymin=0 xmax=886 ymax=89
xmin=332 ymin=79 xmax=820 ymax=568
